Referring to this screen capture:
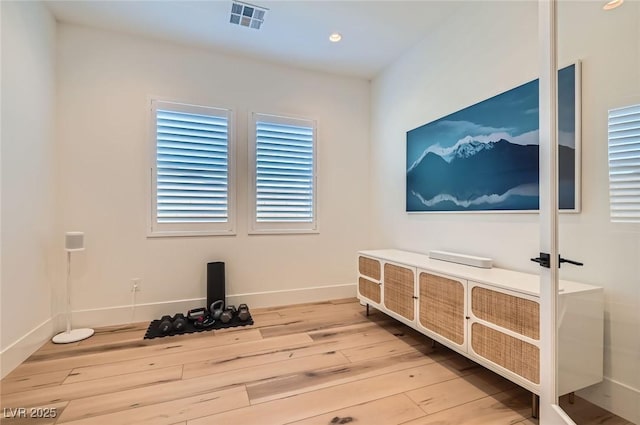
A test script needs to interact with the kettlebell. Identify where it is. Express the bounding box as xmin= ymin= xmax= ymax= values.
xmin=173 ymin=313 xmax=187 ymax=332
xmin=237 ymin=304 xmax=250 ymax=322
xmin=220 ymin=305 xmax=237 ymax=324
xmin=210 ymin=300 xmax=225 ymax=320
xmin=159 ymin=315 xmax=173 ymax=334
